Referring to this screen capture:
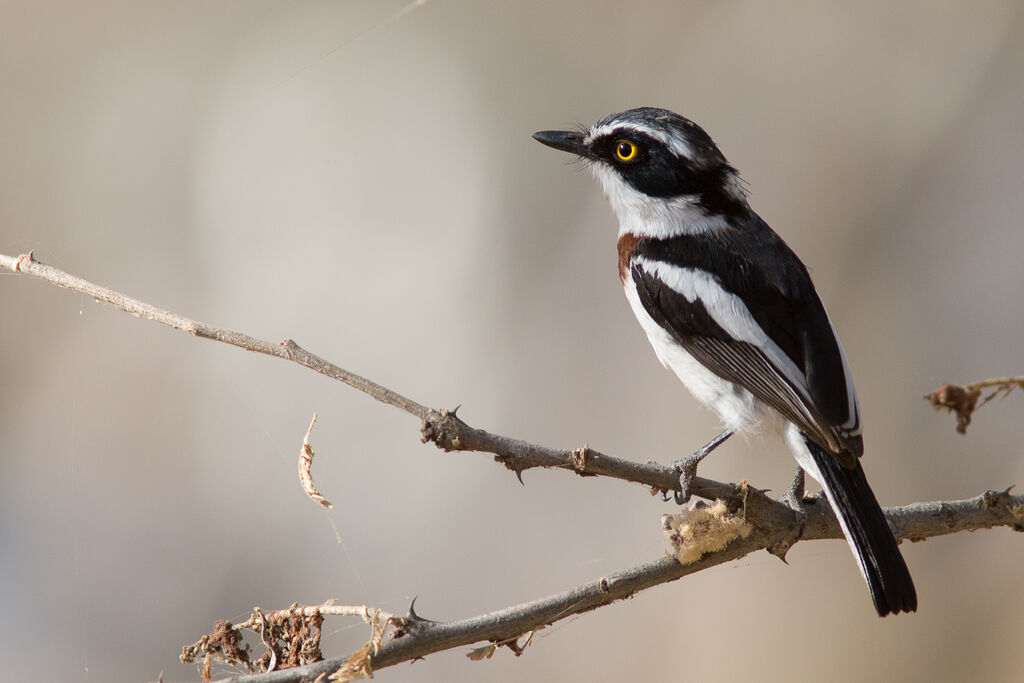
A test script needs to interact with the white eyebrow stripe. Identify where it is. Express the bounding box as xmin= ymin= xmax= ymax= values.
xmin=585 ymin=121 xmax=694 ymax=160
